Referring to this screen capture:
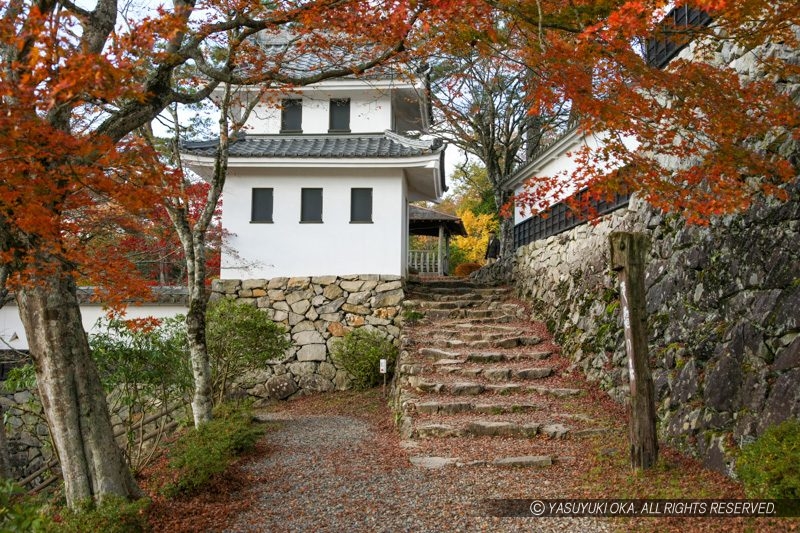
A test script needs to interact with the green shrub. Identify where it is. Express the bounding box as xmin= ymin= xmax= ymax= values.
xmin=736 ymin=418 xmax=800 ymax=499
xmin=90 ymin=316 xmax=194 ymax=471
xmin=161 ymin=403 xmax=264 ymax=497
xmin=331 ymin=328 xmax=398 ymax=390
xmin=206 ymin=299 xmax=291 ymax=403
xmin=0 ymin=479 xmax=50 ymax=533
xmin=51 ymin=496 xmax=150 ymax=533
